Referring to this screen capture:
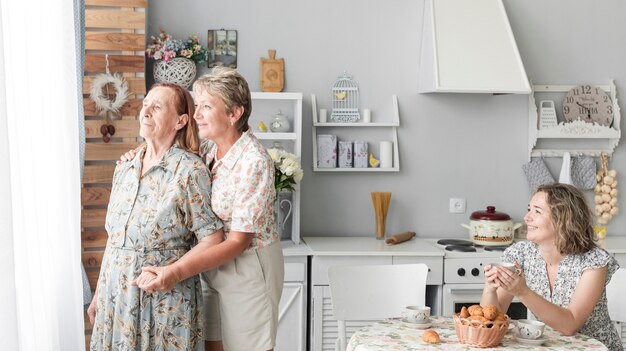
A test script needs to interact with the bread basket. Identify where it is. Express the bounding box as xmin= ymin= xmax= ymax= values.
xmin=453 ymin=313 xmax=510 ymax=348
